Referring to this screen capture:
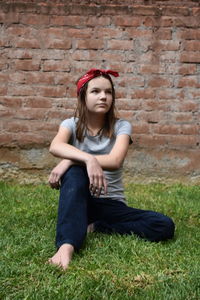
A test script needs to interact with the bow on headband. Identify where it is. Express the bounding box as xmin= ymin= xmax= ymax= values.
xmin=77 ymin=68 xmax=119 ymax=95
